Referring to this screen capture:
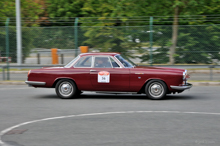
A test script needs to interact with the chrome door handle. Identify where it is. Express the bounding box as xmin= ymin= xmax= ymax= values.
xmin=90 ymin=70 xmax=97 ymax=72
